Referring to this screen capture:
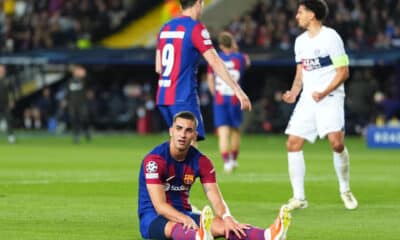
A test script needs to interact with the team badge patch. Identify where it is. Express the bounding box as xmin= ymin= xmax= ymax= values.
xmin=146 ymin=161 xmax=158 ymax=173
xmin=183 ymin=174 xmax=194 ymax=185
xmin=201 ymin=29 xmax=210 ymax=40
xmin=145 ymin=161 xmax=159 ymax=179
